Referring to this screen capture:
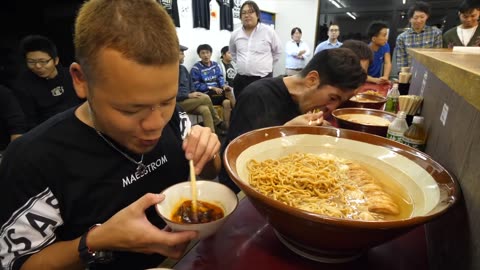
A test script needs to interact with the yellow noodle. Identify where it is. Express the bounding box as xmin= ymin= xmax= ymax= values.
xmin=247 ymin=153 xmax=399 ymax=221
